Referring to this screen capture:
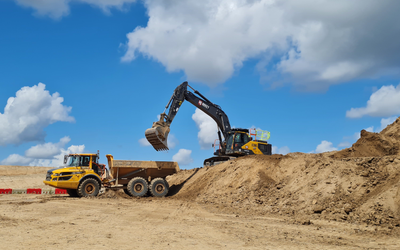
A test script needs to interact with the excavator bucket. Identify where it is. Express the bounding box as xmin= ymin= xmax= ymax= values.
xmin=145 ymin=121 xmax=170 ymax=151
